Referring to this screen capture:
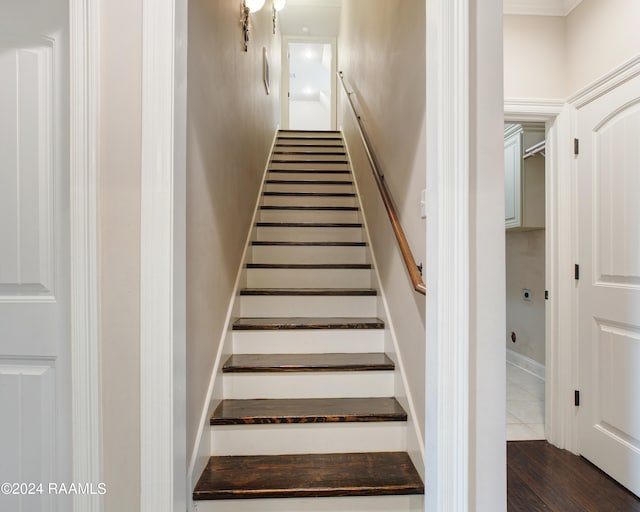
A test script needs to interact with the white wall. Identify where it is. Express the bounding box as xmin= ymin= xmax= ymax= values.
xmin=99 ymin=1 xmax=142 ymax=510
xmin=506 ymin=230 xmax=546 ymax=364
xmin=186 ymin=0 xmax=281 ymax=482
xmin=505 ymin=0 xmax=640 ymax=100
xmin=338 ymin=0 xmax=426 ymax=444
